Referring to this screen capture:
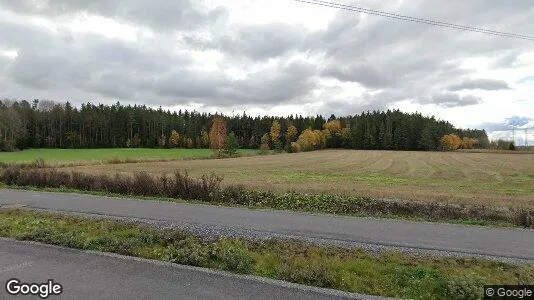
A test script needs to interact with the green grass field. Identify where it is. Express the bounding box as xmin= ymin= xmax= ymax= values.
xmin=0 ymin=148 xmax=259 ymax=164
